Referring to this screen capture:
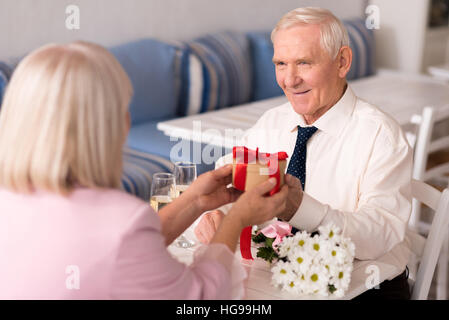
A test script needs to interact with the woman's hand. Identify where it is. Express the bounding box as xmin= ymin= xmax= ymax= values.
xmin=209 ymin=178 xmax=289 ymax=253
xmin=228 ymin=178 xmax=289 ymax=229
xmin=182 ymin=164 xmax=242 ymax=213
xmin=195 ymin=178 xmax=289 ymax=244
